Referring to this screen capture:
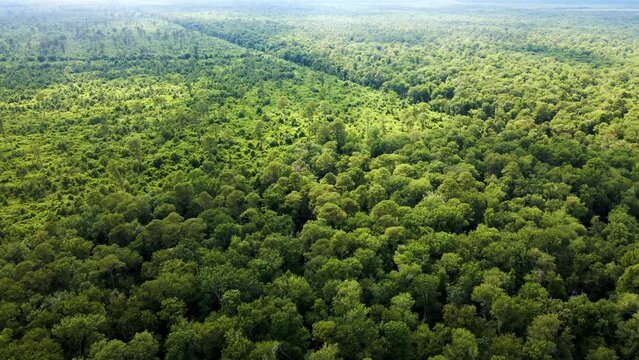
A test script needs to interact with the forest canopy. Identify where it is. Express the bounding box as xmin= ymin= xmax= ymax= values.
xmin=1 ymin=1 xmax=639 ymax=359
